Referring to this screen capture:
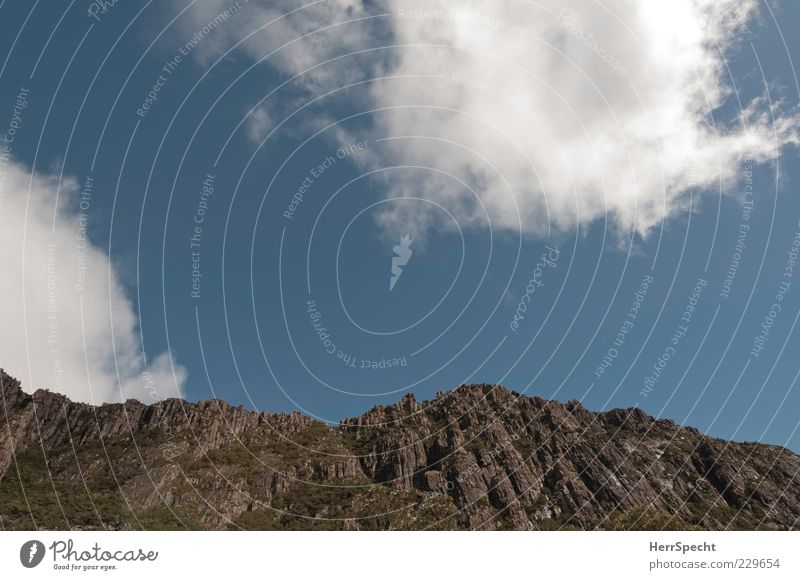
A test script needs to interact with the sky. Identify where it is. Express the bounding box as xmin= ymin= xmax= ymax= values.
xmin=1 ymin=0 xmax=800 ymax=451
